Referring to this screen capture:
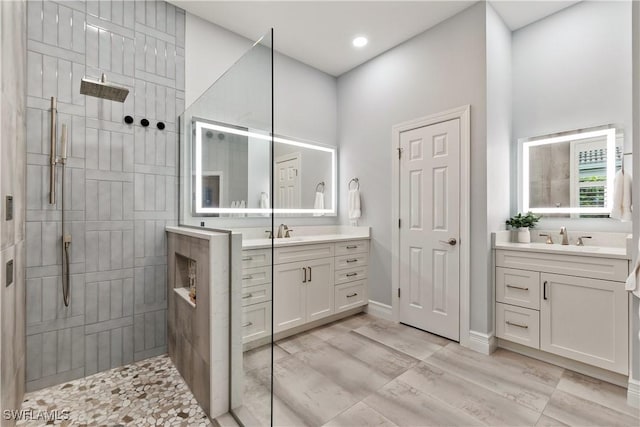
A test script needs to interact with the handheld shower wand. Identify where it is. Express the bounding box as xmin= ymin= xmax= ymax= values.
xmin=48 ymin=97 xmax=71 ymax=307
